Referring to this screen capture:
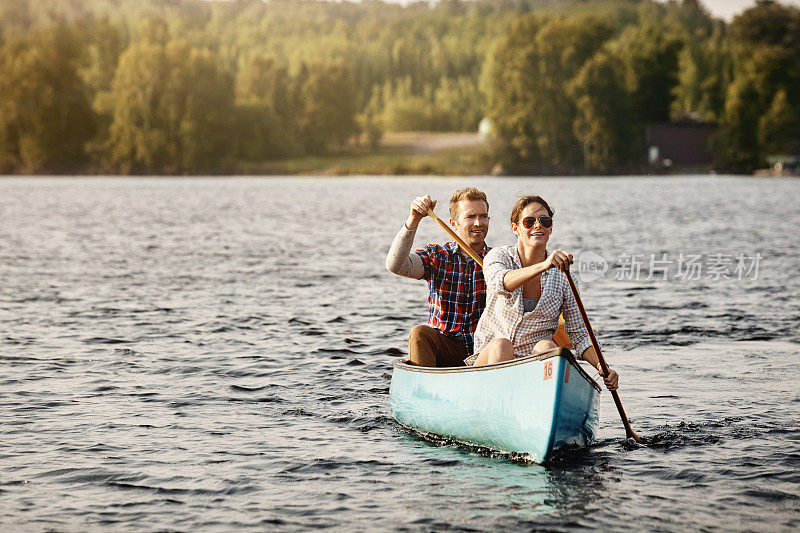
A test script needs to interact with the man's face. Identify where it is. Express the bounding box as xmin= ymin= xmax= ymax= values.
xmin=450 ymin=199 xmax=489 ymax=248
